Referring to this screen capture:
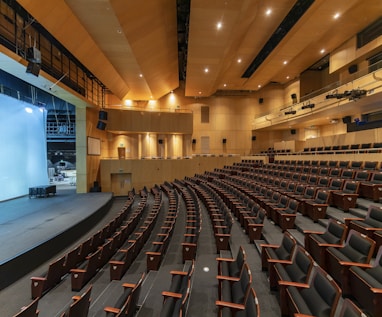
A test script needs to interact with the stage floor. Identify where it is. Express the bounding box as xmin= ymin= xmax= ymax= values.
xmin=0 ymin=187 xmax=112 ymax=264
